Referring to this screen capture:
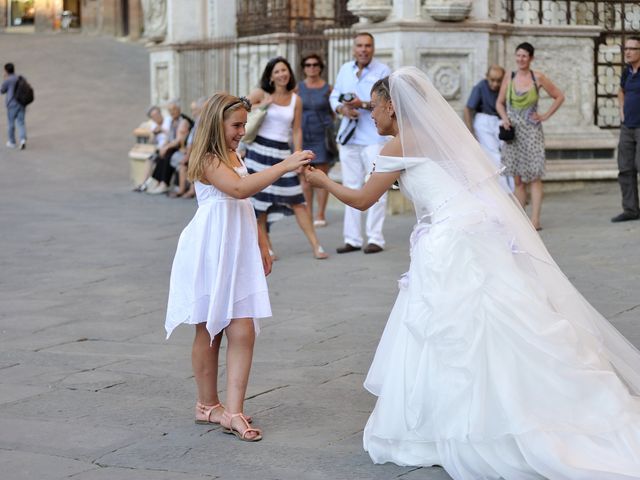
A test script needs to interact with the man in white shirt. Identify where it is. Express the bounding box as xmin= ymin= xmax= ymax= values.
xmin=330 ymin=33 xmax=391 ymax=254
